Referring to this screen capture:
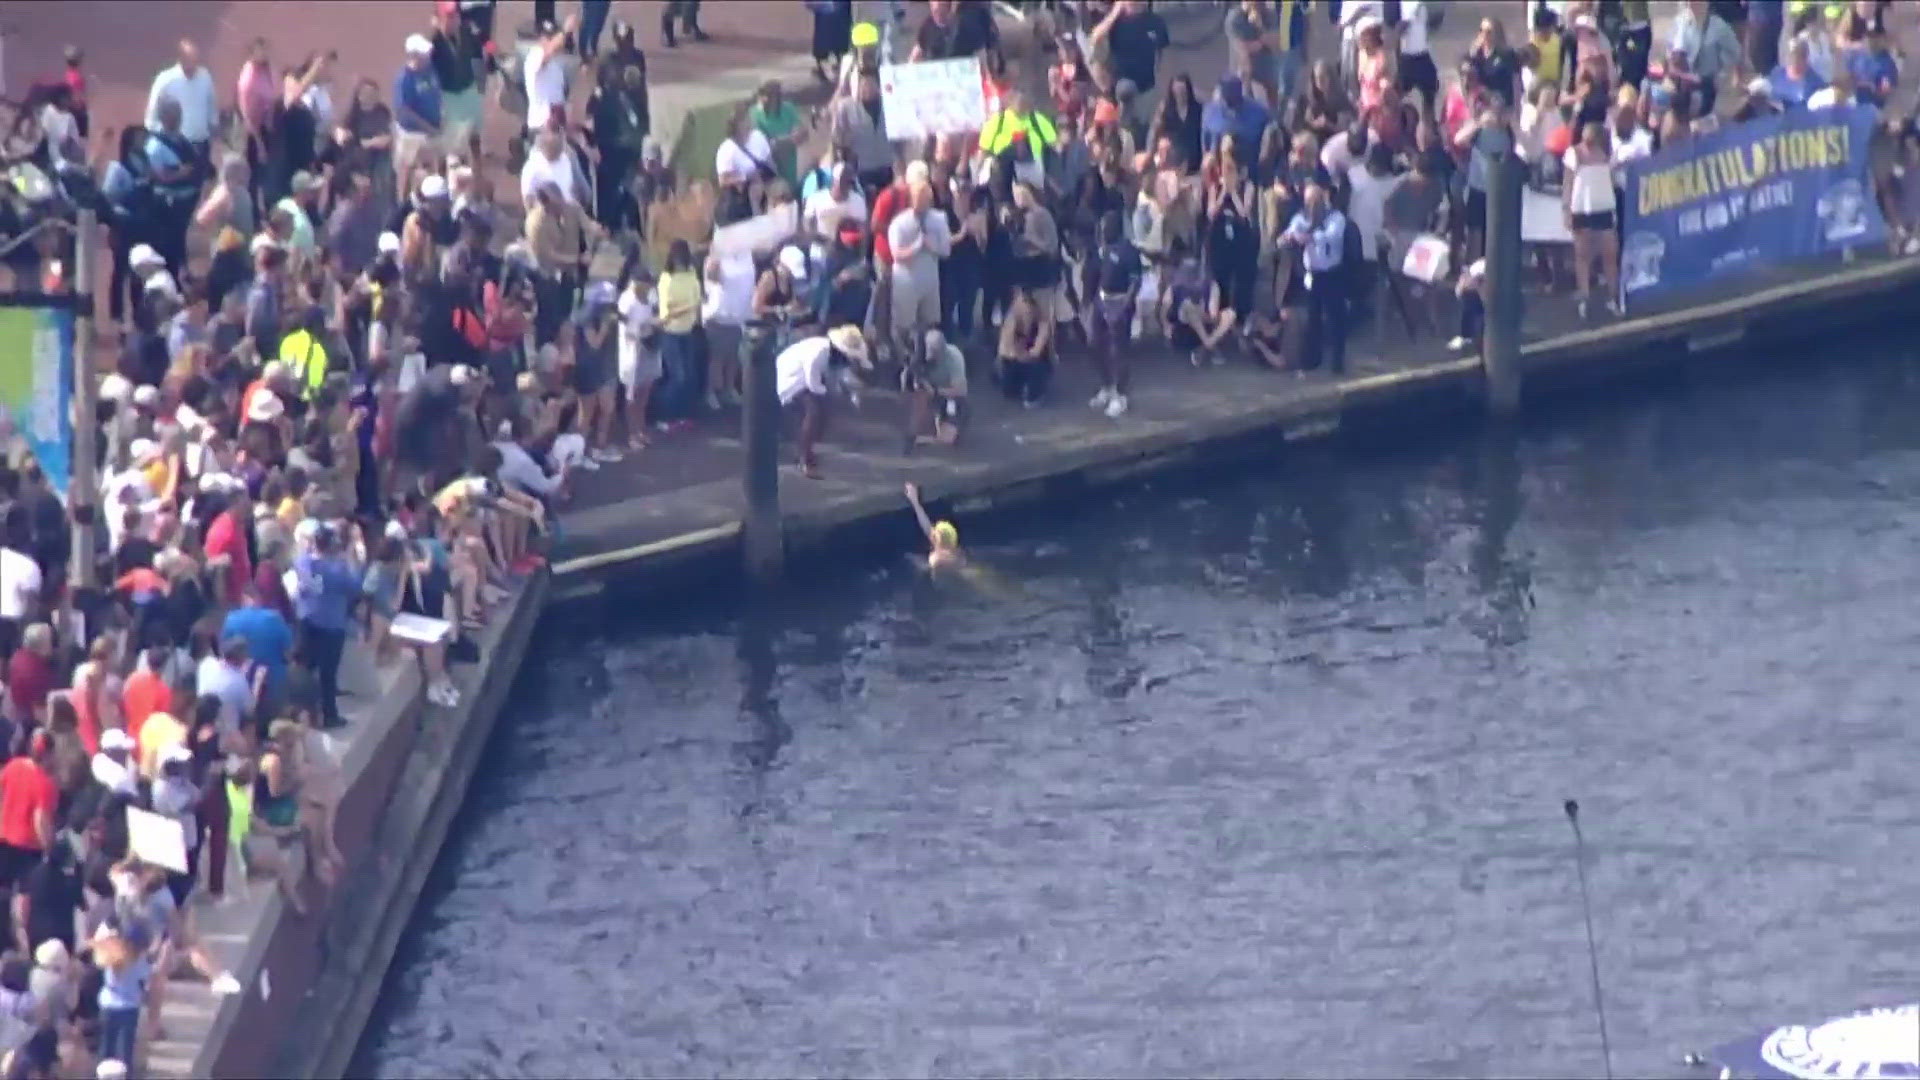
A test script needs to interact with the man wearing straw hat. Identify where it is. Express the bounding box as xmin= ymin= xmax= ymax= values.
xmin=776 ymin=325 xmax=871 ymax=478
